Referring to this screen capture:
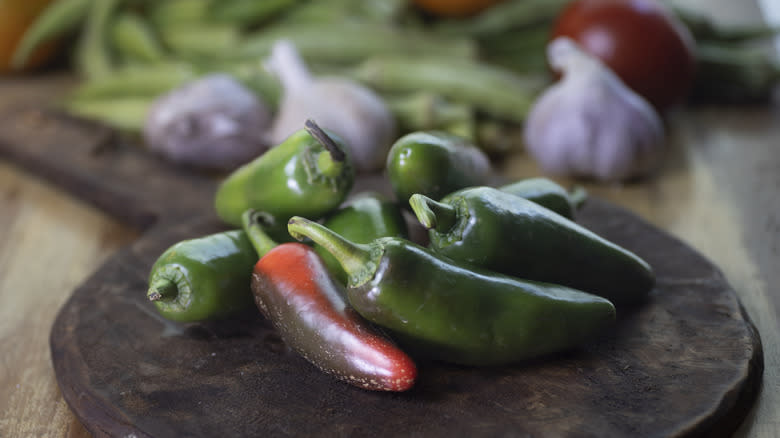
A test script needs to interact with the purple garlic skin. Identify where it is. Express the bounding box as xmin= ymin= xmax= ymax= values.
xmin=144 ymin=74 xmax=272 ymax=171
xmin=524 ymin=37 xmax=666 ymax=182
xmin=266 ymin=40 xmax=397 ymax=173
